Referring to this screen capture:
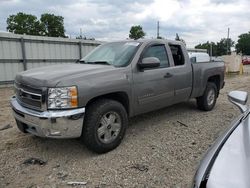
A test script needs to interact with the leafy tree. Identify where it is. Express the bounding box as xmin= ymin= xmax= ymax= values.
xmin=6 ymin=12 xmax=66 ymax=37
xmin=195 ymin=38 xmax=234 ymax=56
xmin=216 ymin=38 xmax=234 ymax=56
xmin=195 ymin=41 xmax=218 ymax=56
xmin=129 ymin=25 xmax=146 ymax=40
xmin=40 ymin=13 xmax=66 ymax=37
xmin=6 ymin=12 xmax=44 ymax=35
xmin=76 ymin=35 xmax=86 ymax=39
xmin=235 ymin=32 xmax=250 ymax=55
xmin=195 ymin=41 xmax=211 ymax=54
